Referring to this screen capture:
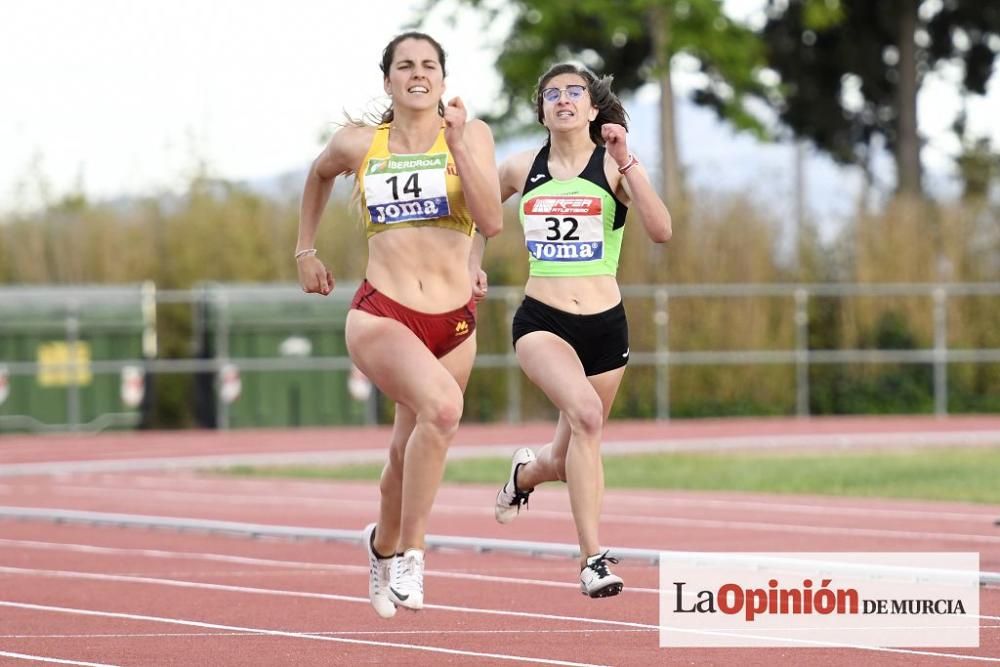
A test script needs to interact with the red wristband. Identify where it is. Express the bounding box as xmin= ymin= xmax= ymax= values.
xmin=617 ymin=154 xmax=639 ymax=174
